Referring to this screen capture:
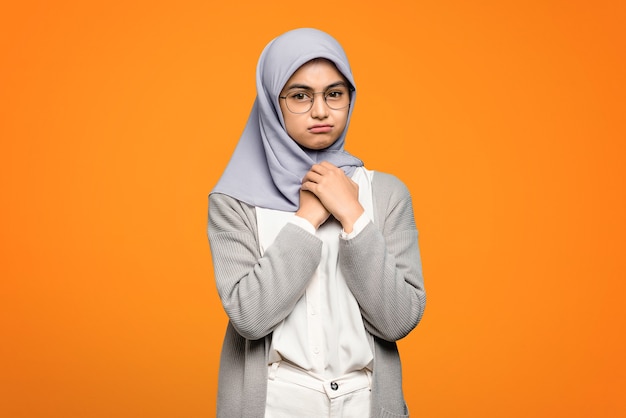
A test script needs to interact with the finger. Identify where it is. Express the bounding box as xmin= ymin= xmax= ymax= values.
xmin=300 ymin=181 xmax=318 ymax=193
xmin=302 ymin=170 xmax=323 ymax=184
xmin=310 ymin=162 xmax=331 ymax=175
xmin=316 ymin=161 xmax=344 ymax=177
